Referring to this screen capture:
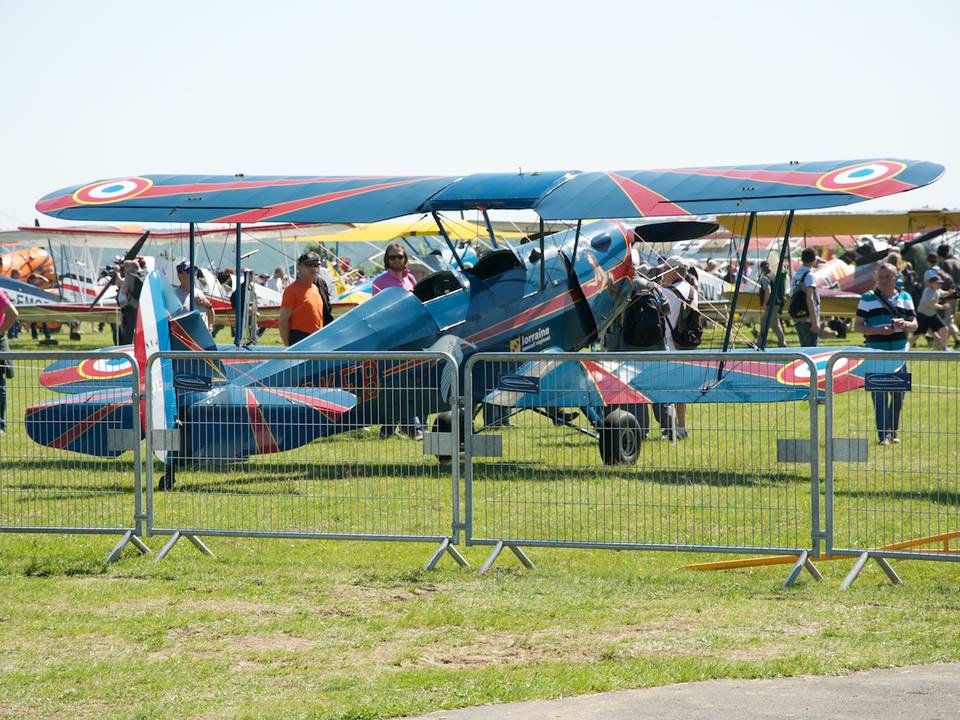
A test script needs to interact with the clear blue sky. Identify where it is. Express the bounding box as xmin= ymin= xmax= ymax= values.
xmin=1 ymin=0 xmax=956 ymax=227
